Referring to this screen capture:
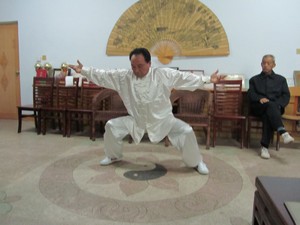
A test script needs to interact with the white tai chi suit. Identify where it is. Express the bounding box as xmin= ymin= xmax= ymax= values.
xmin=81 ymin=67 xmax=208 ymax=167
